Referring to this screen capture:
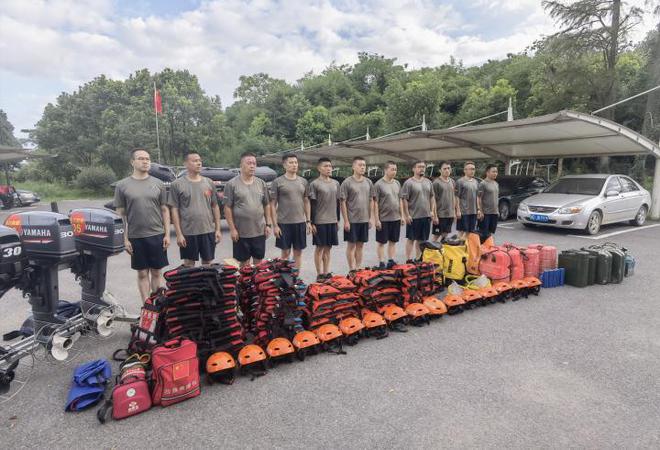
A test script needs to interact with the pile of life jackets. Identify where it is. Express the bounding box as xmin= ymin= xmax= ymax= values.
xmin=304 ymin=275 xmax=361 ymax=329
xmin=128 ymin=264 xmax=245 ymax=363
xmin=238 ymin=259 xmax=306 ymax=347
